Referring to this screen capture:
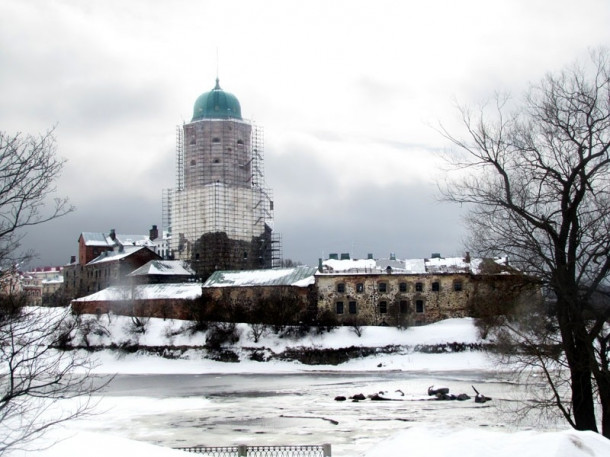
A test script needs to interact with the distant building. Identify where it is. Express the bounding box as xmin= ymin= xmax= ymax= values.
xmin=315 ymin=253 xmax=522 ymax=326
xmin=202 ymin=265 xmax=317 ymax=312
xmin=71 ymin=282 xmax=201 ymax=319
xmin=128 ymin=260 xmax=196 ymax=284
xmin=77 ymin=226 xmax=165 ymax=265
xmin=67 ymin=250 xmax=534 ymax=328
xmin=164 ymin=79 xmax=280 ymax=279
xmin=63 ymin=228 xmax=164 ymax=299
xmin=24 ymin=266 xmax=64 ymax=305
xmin=0 ymin=266 xmax=64 ymax=305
